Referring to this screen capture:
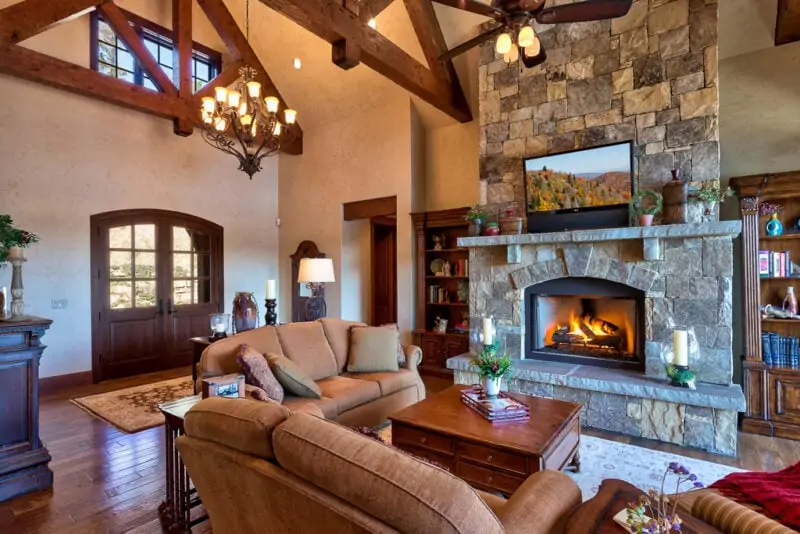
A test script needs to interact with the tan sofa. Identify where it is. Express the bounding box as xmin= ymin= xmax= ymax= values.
xmin=197 ymin=318 xmax=425 ymax=428
xmin=177 ymin=397 xmax=582 ymax=534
